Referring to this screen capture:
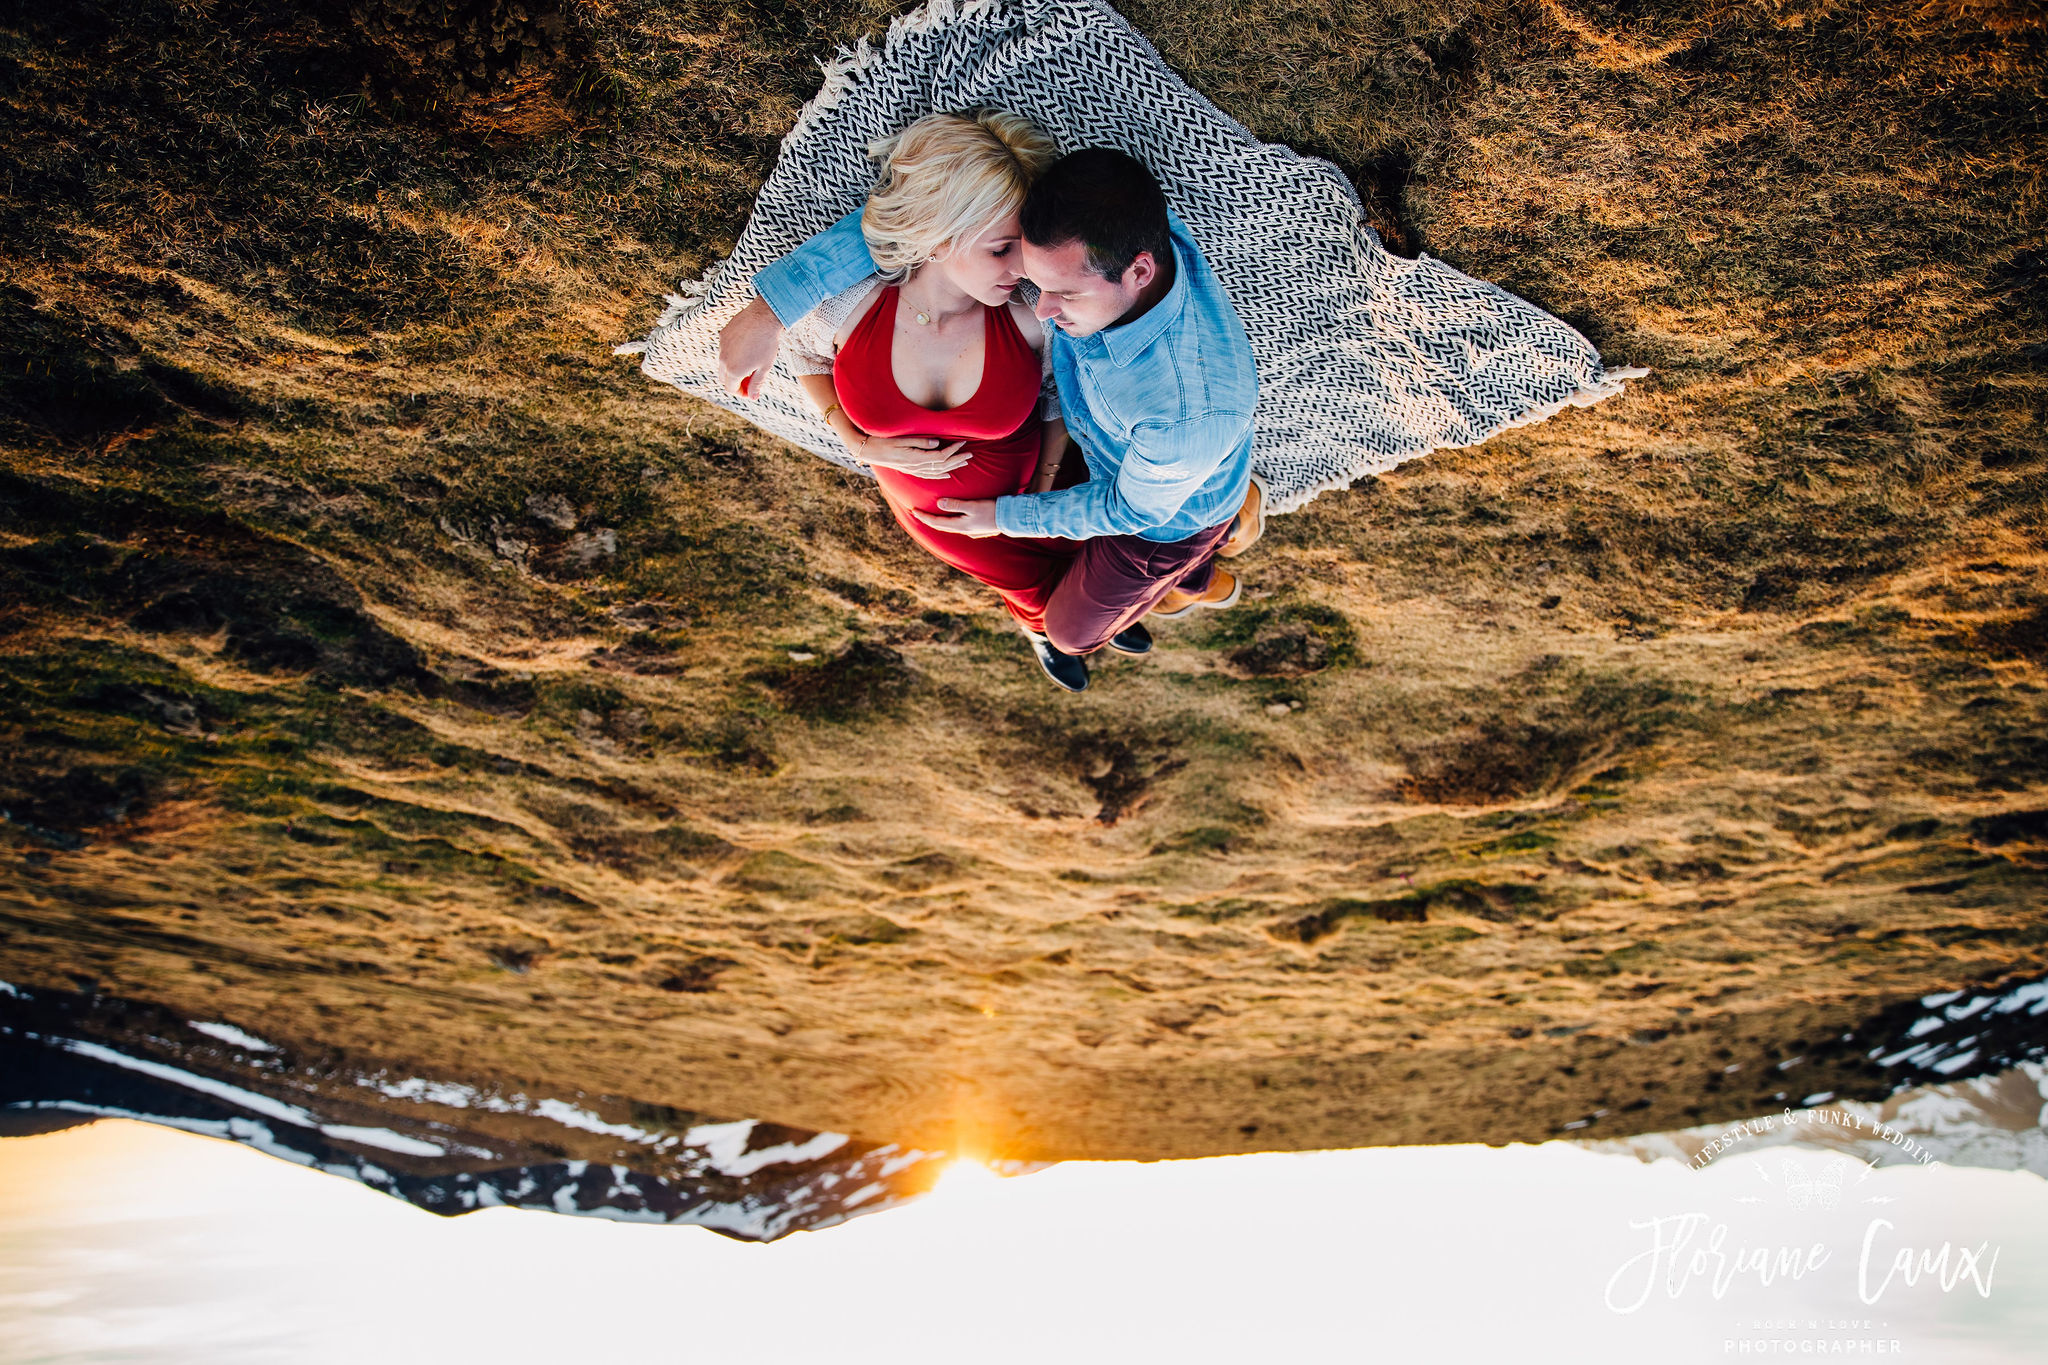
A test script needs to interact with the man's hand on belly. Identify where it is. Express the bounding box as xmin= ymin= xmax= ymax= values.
xmin=911 ymin=498 xmax=999 ymax=537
